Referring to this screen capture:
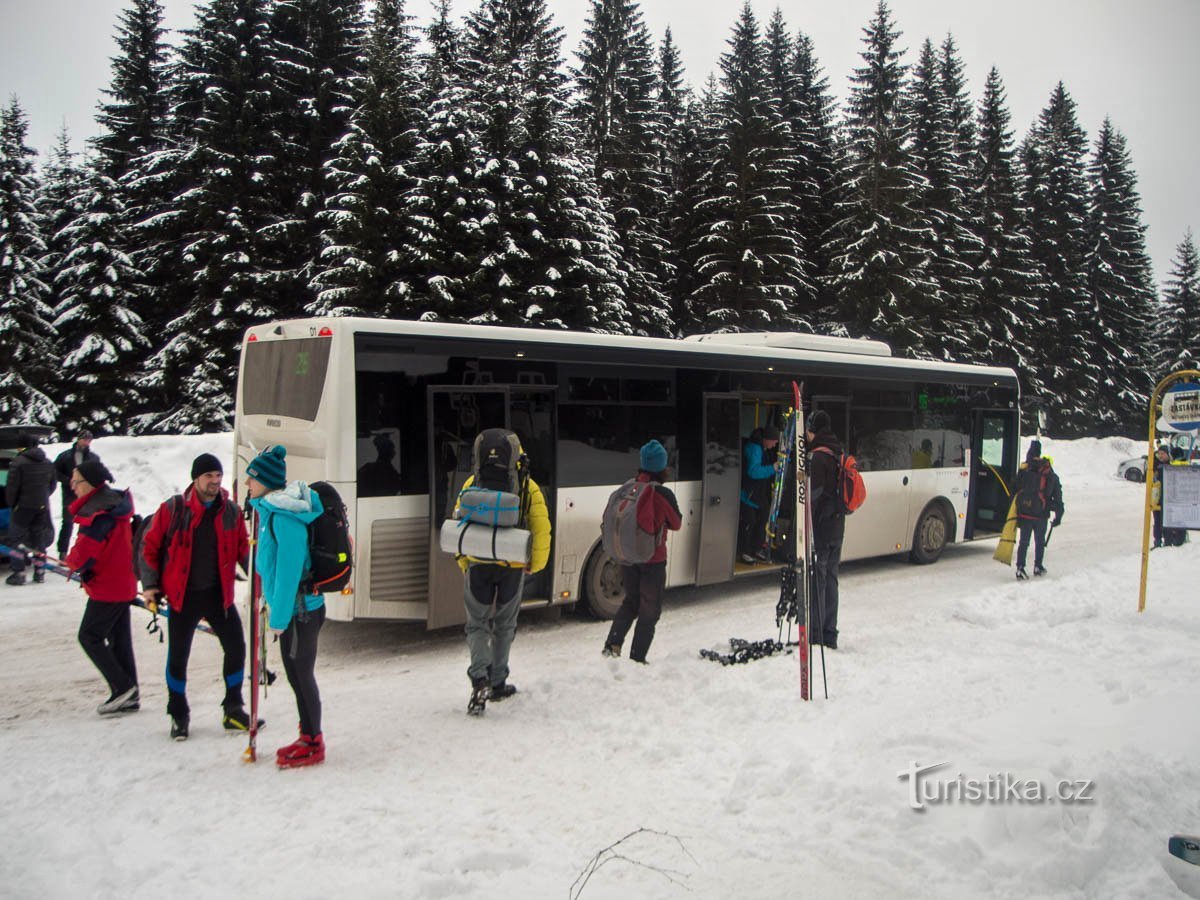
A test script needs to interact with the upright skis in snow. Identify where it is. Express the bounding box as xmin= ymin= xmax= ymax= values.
xmin=244 ymin=509 xmax=263 ymax=763
xmin=792 ymin=381 xmax=812 ymax=701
